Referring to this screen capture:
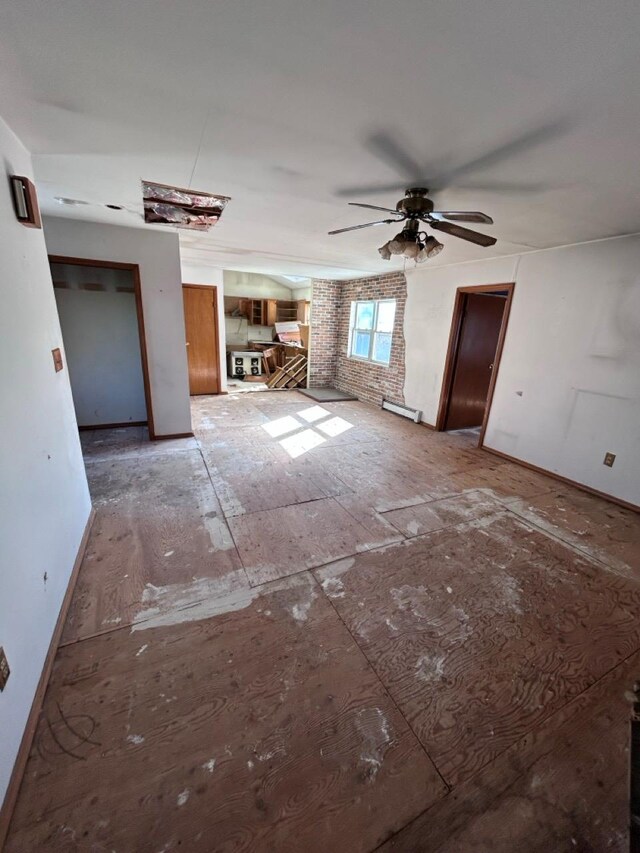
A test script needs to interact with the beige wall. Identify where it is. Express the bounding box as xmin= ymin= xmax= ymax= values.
xmin=404 ymin=235 xmax=640 ymax=506
xmin=43 ymin=218 xmax=192 ymax=436
xmin=223 ymin=270 xmax=293 ymax=299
